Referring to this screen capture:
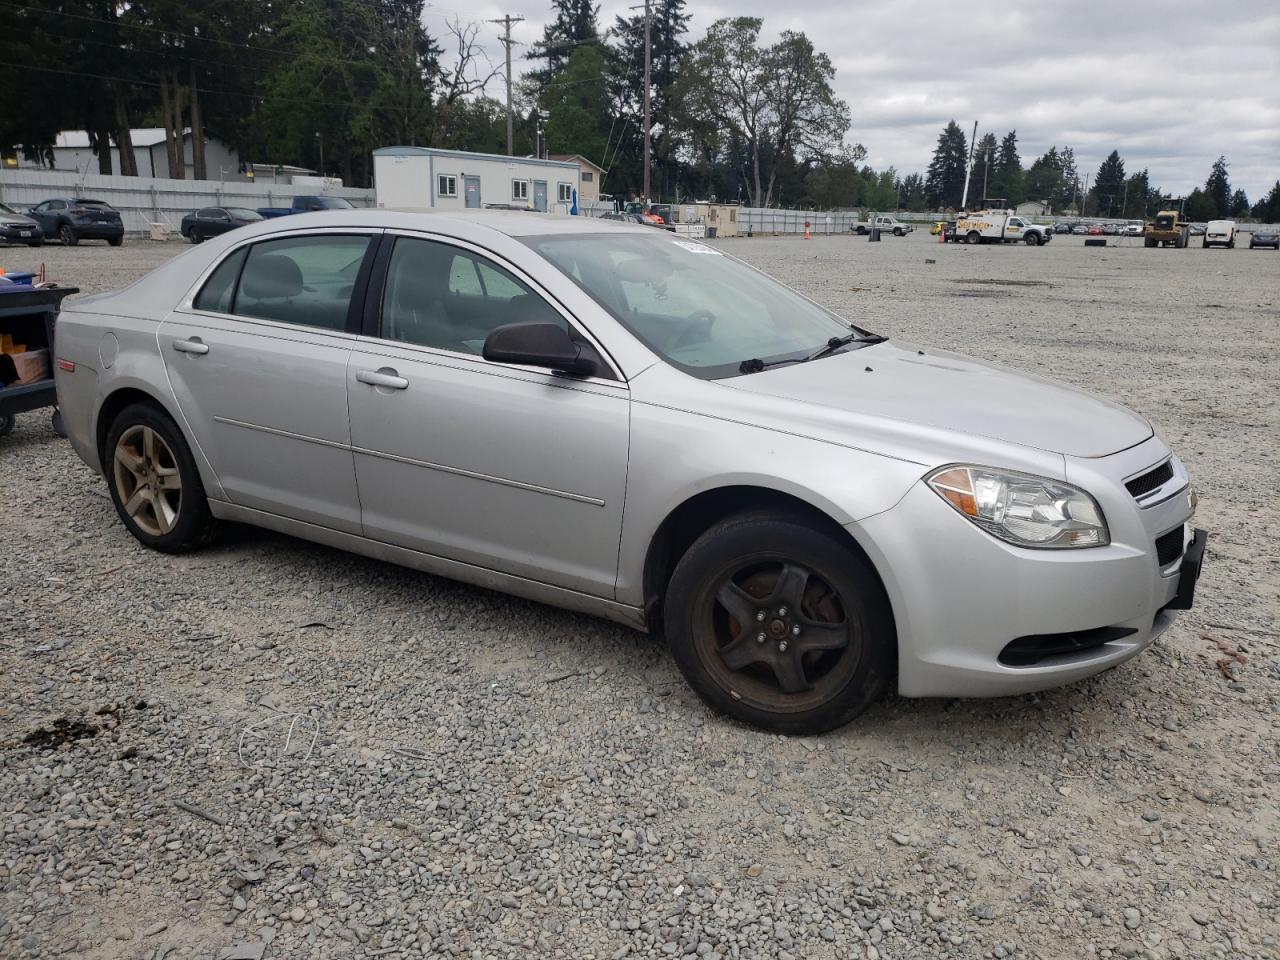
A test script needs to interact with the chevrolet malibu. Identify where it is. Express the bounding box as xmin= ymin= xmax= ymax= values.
xmin=53 ymin=211 xmax=1206 ymax=733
